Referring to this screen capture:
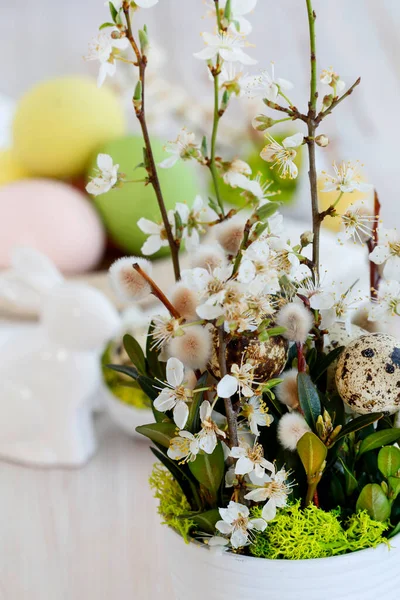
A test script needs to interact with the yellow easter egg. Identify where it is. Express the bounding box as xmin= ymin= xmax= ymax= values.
xmin=0 ymin=149 xmax=29 ymax=185
xmin=13 ymin=76 xmax=125 ymax=178
xmin=318 ymin=172 xmax=374 ymax=233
